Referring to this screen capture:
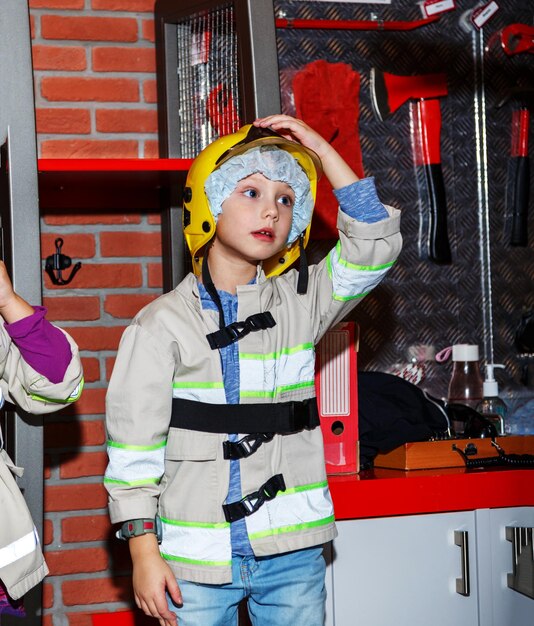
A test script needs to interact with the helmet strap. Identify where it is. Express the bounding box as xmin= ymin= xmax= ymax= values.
xmin=296 ymin=234 xmax=309 ymax=295
xmin=201 ymin=248 xmax=226 ymax=330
